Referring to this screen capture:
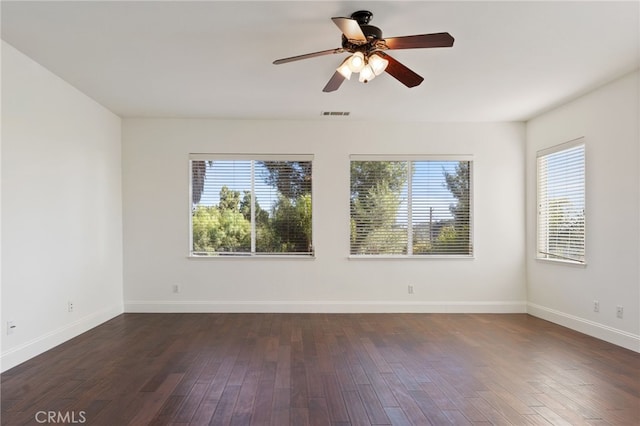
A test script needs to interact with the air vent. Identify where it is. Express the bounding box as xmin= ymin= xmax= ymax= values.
xmin=321 ymin=111 xmax=350 ymax=116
